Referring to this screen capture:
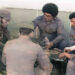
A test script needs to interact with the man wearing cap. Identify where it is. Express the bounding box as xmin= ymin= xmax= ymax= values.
xmin=2 ymin=27 xmax=50 ymax=75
